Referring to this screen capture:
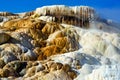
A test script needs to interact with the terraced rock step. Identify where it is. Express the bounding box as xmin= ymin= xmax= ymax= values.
xmin=0 ymin=5 xmax=120 ymax=80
